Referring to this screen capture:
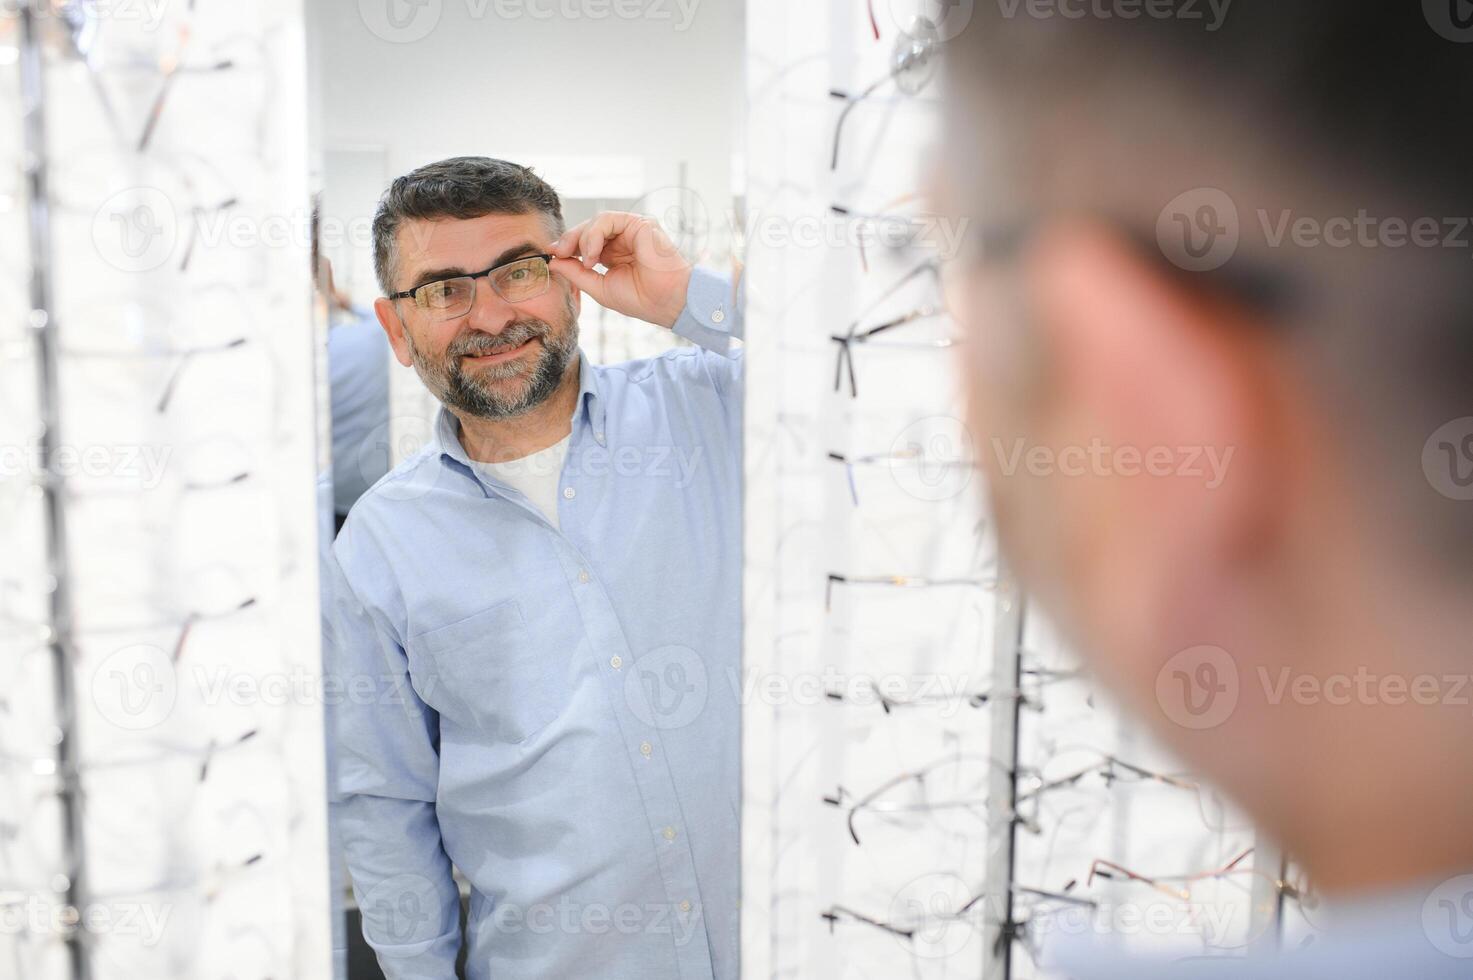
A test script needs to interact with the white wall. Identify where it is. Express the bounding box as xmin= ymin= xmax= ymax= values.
xmin=313 ymin=0 xmax=745 ymax=307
